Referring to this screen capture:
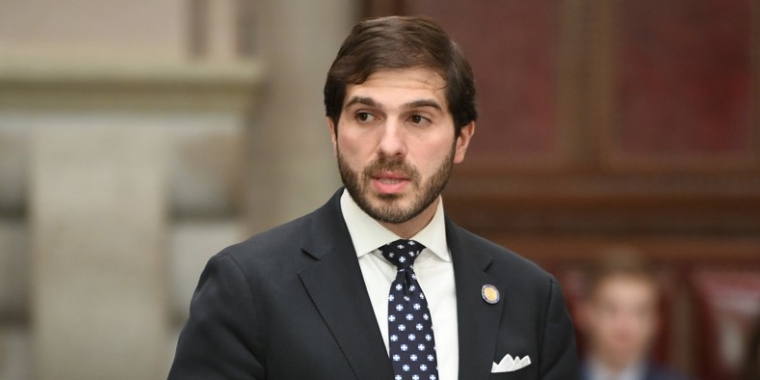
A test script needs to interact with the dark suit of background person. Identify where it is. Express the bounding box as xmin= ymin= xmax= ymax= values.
xmin=169 ymin=16 xmax=579 ymax=380
xmin=579 ymin=363 xmax=688 ymax=380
